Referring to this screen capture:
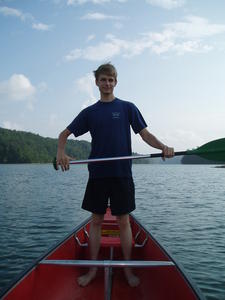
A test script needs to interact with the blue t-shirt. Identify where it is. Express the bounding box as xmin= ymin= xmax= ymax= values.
xmin=67 ymin=98 xmax=147 ymax=178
